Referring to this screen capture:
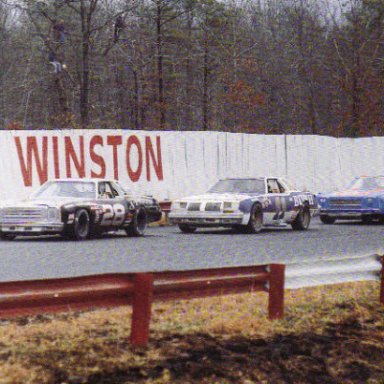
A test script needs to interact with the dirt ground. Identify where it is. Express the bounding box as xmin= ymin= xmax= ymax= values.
xmin=84 ymin=315 xmax=384 ymax=384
